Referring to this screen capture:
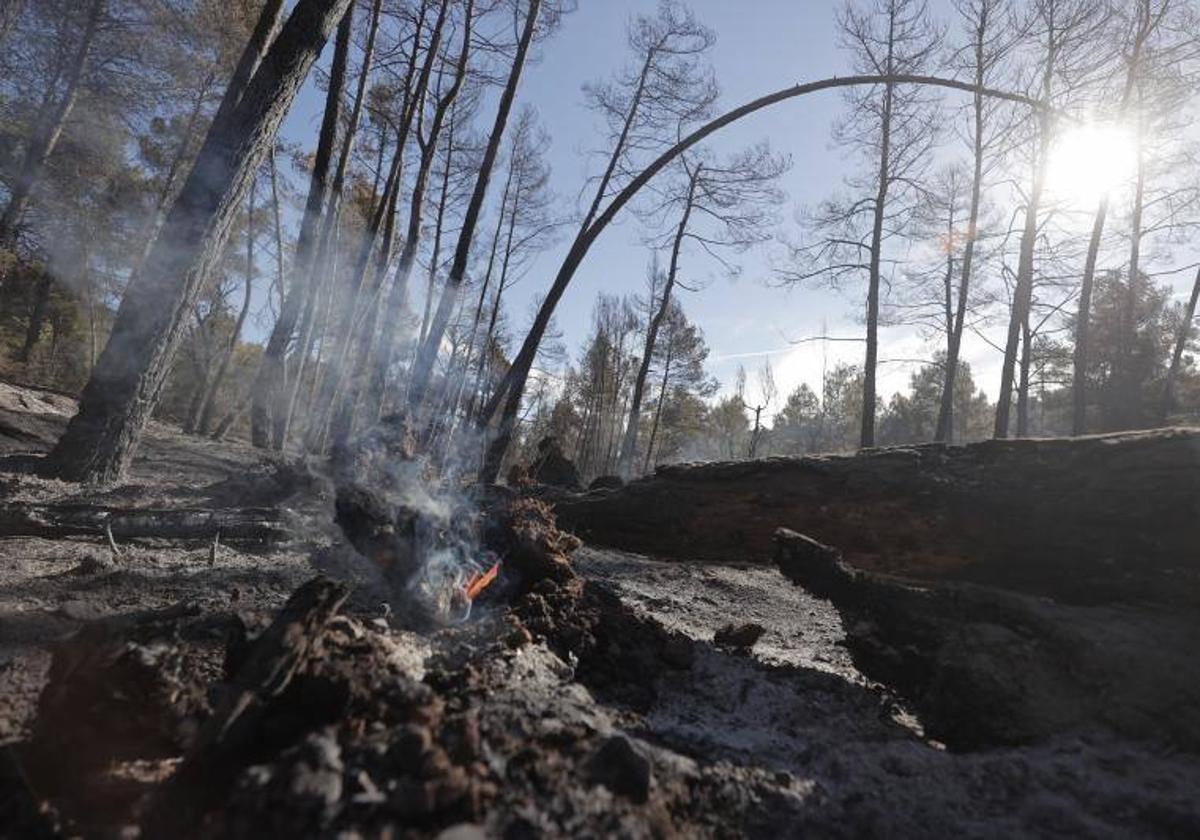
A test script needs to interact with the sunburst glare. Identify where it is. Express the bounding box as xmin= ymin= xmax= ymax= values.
xmin=1044 ymin=123 xmax=1139 ymax=209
